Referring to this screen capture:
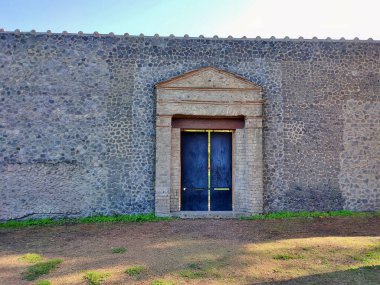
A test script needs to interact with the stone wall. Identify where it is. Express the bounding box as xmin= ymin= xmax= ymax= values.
xmin=339 ymin=100 xmax=380 ymax=211
xmin=0 ymin=32 xmax=379 ymax=220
